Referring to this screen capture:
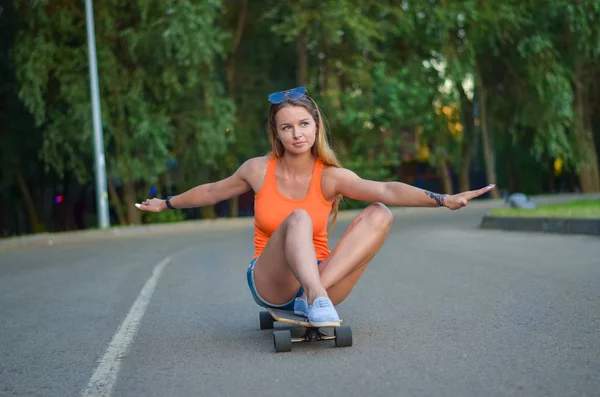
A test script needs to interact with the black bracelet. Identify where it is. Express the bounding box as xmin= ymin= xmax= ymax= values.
xmin=165 ymin=196 xmax=175 ymax=210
